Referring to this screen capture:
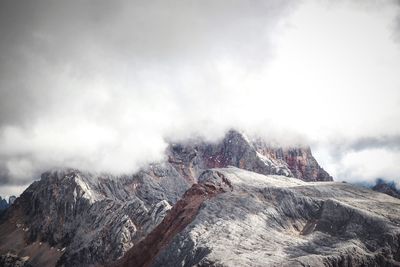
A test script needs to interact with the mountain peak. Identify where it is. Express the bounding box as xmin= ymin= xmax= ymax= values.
xmin=0 ymin=195 xmax=16 ymax=212
xmin=168 ymin=129 xmax=332 ymax=182
xmin=0 ymin=129 xmax=334 ymax=266
xmin=372 ymin=179 xmax=400 ymax=199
